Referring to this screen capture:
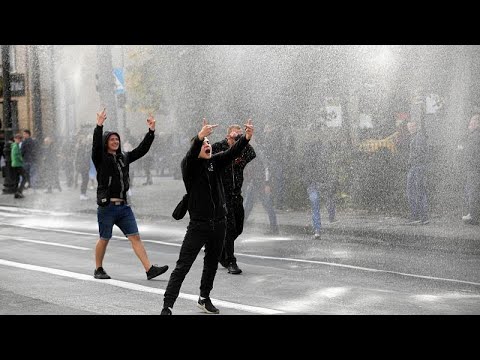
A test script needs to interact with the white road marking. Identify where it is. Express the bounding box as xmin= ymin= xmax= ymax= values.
xmin=1 ymin=219 xmax=479 ymax=287
xmin=0 ymin=234 xmax=91 ymax=250
xmin=0 ymin=259 xmax=283 ymax=315
xmin=0 ymin=206 xmax=72 ymax=216
xmin=0 ymin=222 xmax=181 ymax=247
xmin=240 ymin=253 xmax=480 ymax=286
